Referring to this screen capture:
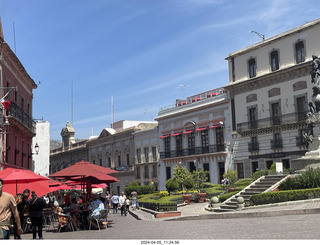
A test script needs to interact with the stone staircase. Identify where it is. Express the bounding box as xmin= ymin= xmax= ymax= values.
xmin=214 ymin=175 xmax=287 ymax=212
